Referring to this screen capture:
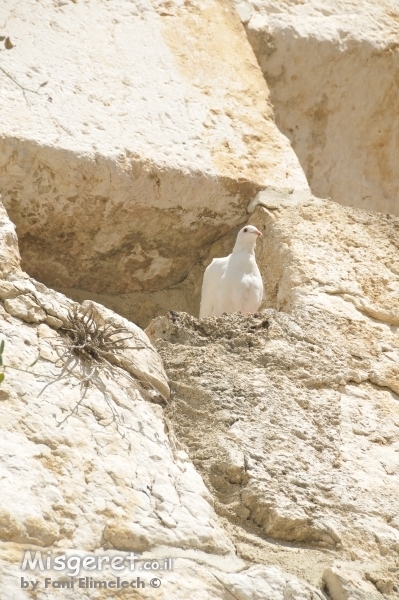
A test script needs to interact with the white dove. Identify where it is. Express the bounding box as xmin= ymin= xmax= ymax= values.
xmin=200 ymin=225 xmax=263 ymax=318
